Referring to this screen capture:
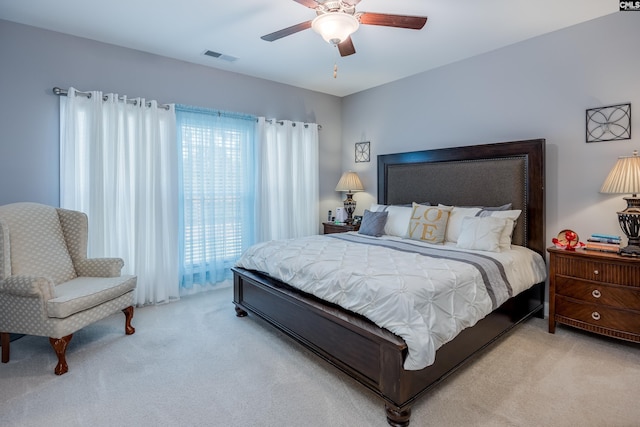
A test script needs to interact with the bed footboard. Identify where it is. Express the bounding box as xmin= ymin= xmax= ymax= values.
xmin=233 ymin=267 xmax=407 ymax=398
